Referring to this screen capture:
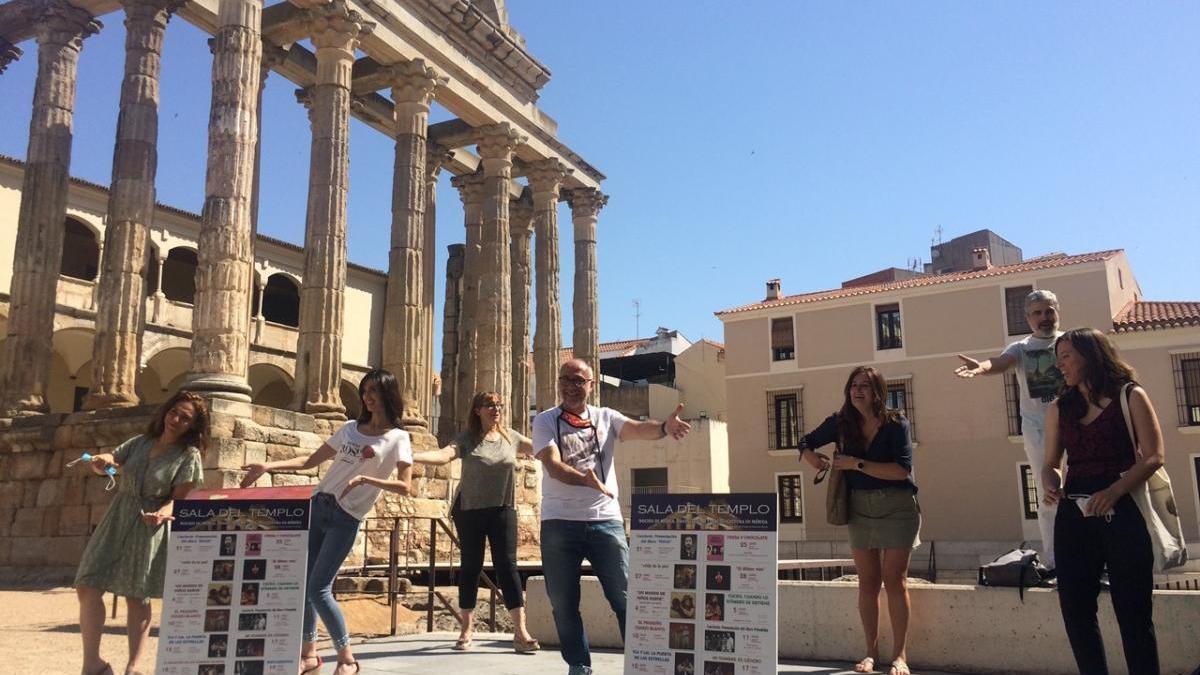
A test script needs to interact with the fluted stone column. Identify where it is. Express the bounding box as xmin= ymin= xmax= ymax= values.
xmin=251 ymin=44 xmax=287 ymax=235
xmin=0 ymin=2 xmax=100 ymax=417
xmin=509 ymin=194 xmax=534 ymax=435
xmin=380 ymin=59 xmax=441 ymax=429
xmin=528 ymin=159 xmax=570 ymax=412
xmin=567 ymin=187 xmax=607 ymax=405
xmin=0 ymin=37 xmax=22 ymax=74
xmin=291 ymin=3 xmax=371 ymax=419
xmin=184 ymin=0 xmax=263 ymax=401
xmin=422 ymin=147 xmax=450 ymax=422
xmin=474 ymin=123 xmax=525 ymax=426
xmin=85 ymin=0 xmax=179 ymax=410
xmin=450 ymin=171 xmax=485 ymax=425
xmin=438 ymin=243 xmax=464 ymax=443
